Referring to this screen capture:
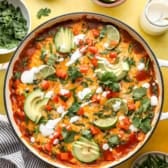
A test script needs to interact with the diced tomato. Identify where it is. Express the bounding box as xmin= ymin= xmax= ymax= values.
xmin=79 ymin=65 xmax=89 ymax=73
xmin=90 ymin=57 xmax=98 ymax=67
xmin=91 ymin=94 xmax=100 ymax=103
xmin=50 ymin=126 xmax=63 ymax=140
xmin=85 ymin=38 xmax=93 ymax=46
xmin=77 ymin=107 xmax=84 ymax=115
xmin=56 ymin=69 xmax=67 ymax=79
xmin=104 ymin=150 xmax=115 ymax=161
xmin=52 ymin=132 xmax=61 ymax=140
xmin=115 ymin=143 xmax=129 ymax=155
xmin=52 ymin=94 xmax=59 ymax=103
xmin=88 ymin=46 xmax=98 ymax=54
xmin=135 ymin=70 xmax=149 ymax=81
xmin=118 ymin=117 xmax=131 ymax=131
xmin=127 ymin=101 xmax=136 ymax=111
xmin=92 ymin=29 xmax=100 ymax=38
xmin=109 ymin=52 xmax=117 ymax=59
xmin=127 ymin=132 xmax=139 ymax=146
xmin=44 ymin=143 xmax=52 ymax=152
xmin=45 ymin=104 xmax=53 ymax=111
xmin=41 ymin=80 xmax=50 ymax=90
xmin=58 ymin=152 xmax=71 ymax=161
xmin=106 ymin=90 xmax=119 ymax=99
xmin=90 ymin=125 xmax=100 ymax=135
xmin=72 ymin=25 xmax=80 ymax=35
xmin=115 ymin=133 xmax=138 ymax=155
xmin=55 ymin=126 xmax=62 ymax=137
xmin=137 ymin=132 xmax=145 ymax=141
